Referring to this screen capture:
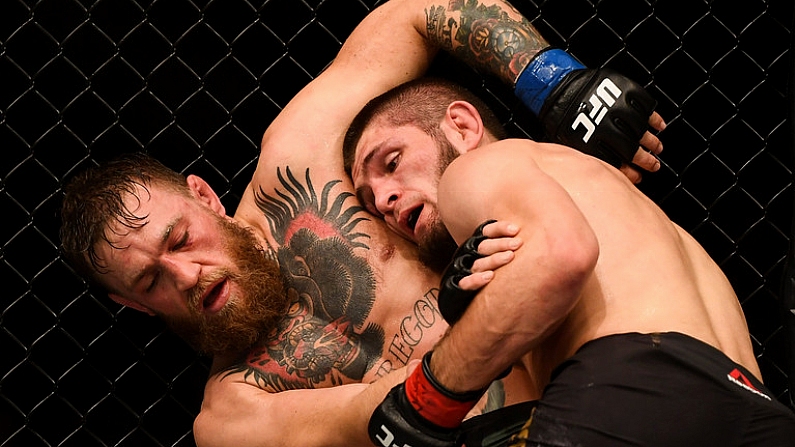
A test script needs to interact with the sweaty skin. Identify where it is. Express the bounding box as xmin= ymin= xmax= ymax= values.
xmin=79 ymin=1 xmax=663 ymax=446
xmin=432 ymin=141 xmax=759 ymax=393
xmin=351 ymin=121 xmax=760 ymax=396
xmin=194 ymin=2 xmax=547 ymax=446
